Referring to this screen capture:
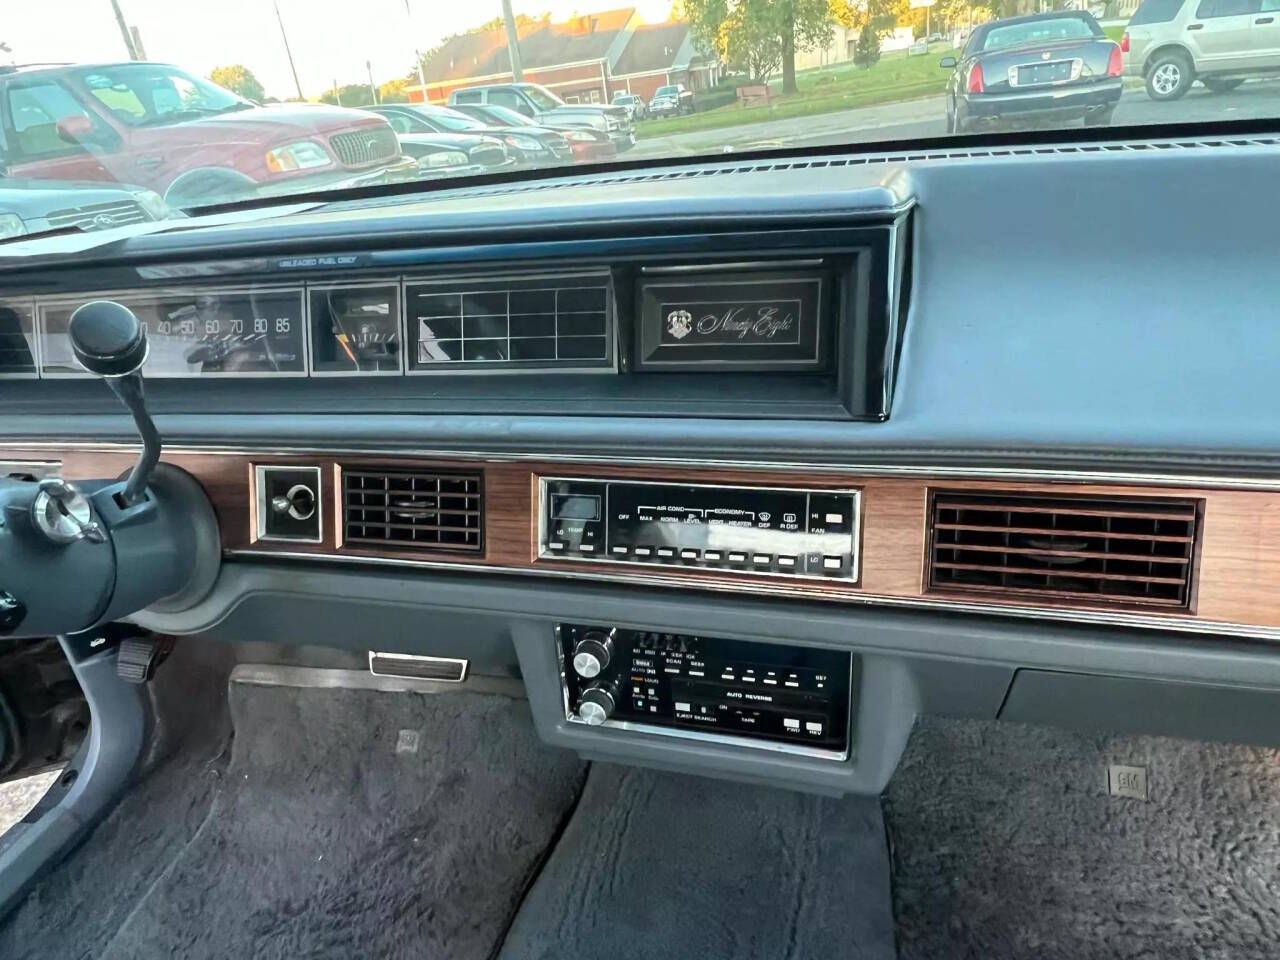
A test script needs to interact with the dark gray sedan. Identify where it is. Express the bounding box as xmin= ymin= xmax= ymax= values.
xmin=941 ymin=11 xmax=1124 ymax=133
